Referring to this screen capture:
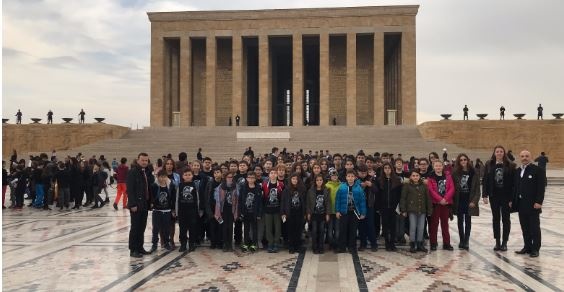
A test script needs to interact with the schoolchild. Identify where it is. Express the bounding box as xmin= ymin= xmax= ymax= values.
xmin=151 ymin=170 xmax=176 ymax=252
xmin=307 ymin=174 xmax=330 ymax=254
xmin=357 ymin=164 xmax=379 ymax=251
xmin=452 ymin=154 xmax=481 ymax=250
xmin=335 ymin=170 xmax=367 ymax=253
xmin=261 ymin=169 xmax=284 ymax=253
xmin=378 ymin=163 xmax=402 ymax=251
xmin=428 ymin=160 xmax=455 ymax=251
xmin=214 ymin=172 xmax=239 ymax=252
xmin=206 ymin=167 xmax=224 ymax=249
xmin=192 ymin=160 xmax=210 ymax=244
xmin=400 ymin=170 xmax=433 ymax=253
xmin=177 ymin=168 xmax=204 ymax=252
xmin=325 ymin=168 xmax=341 ymax=249
xmin=239 ymin=172 xmax=263 ymax=252
xmin=281 ymin=173 xmax=307 ymax=253
xmin=233 ymin=160 xmax=249 ymax=246
xmin=91 ymin=163 xmax=106 ymax=208
xmin=164 ymin=158 xmax=180 ymax=248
